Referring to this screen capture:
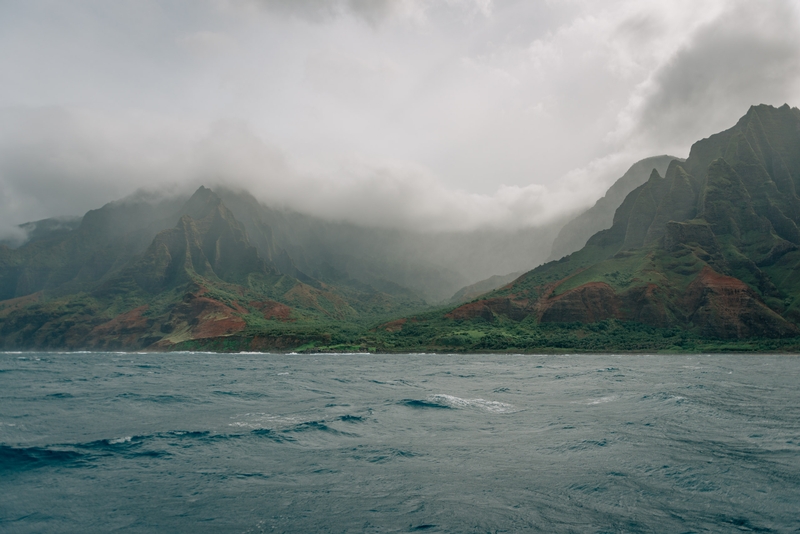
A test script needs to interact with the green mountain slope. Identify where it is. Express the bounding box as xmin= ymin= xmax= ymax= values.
xmin=372 ymin=104 xmax=800 ymax=351
xmin=448 ymin=271 xmax=524 ymax=304
xmin=548 ymin=155 xmax=678 ymax=261
xmin=449 ymin=156 xmax=679 ymax=304
xmin=0 ymin=188 xmax=426 ymax=350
